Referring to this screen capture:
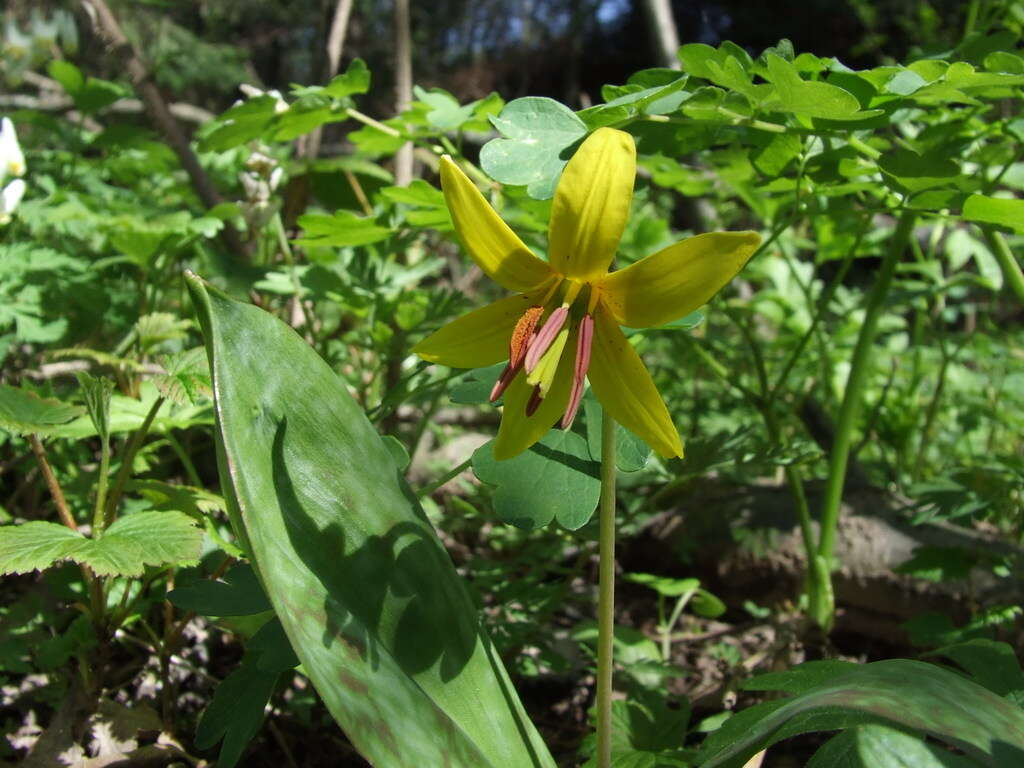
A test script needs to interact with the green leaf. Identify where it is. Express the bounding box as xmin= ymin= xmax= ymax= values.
xmin=806 ymin=729 xmax=862 ymax=768
xmin=50 ymin=381 xmax=212 ymax=438
xmin=448 ymin=364 xmax=504 ymax=405
xmin=743 ymin=660 xmax=860 ymax=695
xmin=136 ymin=312 xmax=191 ymax=351
xmin=692 ymin=589 xmax=726 ymax=619
xmin=480 ymin=97 xmax=589 ymax=199
xmin=472 ymin=431 xmax=600 ymax=530
xmin=349 ymin=120 xmax=407 ymax=156
xmin=895 ymin=546 xmax=975 ymax=582
xmin=583 ymin=396 xmax=651 ymax=473
xmin=701 ymin=659 xmax=1024 ymax=767
xmin=168 ymin=564 xmax=273 ymax=617
xmin=963 ymin=194 xmax=1024 ymax=234
xmin=926 ymin=640 xmax=1024 ymax=699
xmin=878 ymin=149 xmax=961 ymax=193
xmin=625 ymin=573 xmax=699 ymax=598
xmin=101 ymin=510 xmax=203 ymax=571
xmin=195 ymin=650 xmax=283 ymax=768
xmin=0 ymin=522 xmax=89 ymax=575
xmin=0 ymin=384 xmax=84 ymax=436
xmin=73 ymin=534 xmax=146 ymax=578
xmin=186 ymin=273 xmax=555 ymax=768
xmin=294 ymin=210 xmax=392 ymax=247
xmin=322 ymin=58 xmax=370 ymax=99
xmin=414 ymin=86 xmax=476 ymax=130
xmin=381 ymin=179 xmax=452 ymax=229
xmin=155 ymin=347 xmax=212 ymax=405
xmin=47 ymin=60 xmax=126 ymax=113
xmin=764 ymin=53 xmax=867 ymax=120
xmin=198 ymin=97 xmax=279 ymax=152
xmin=48 ymin=60 xmax=84 ymax=94
xmin=856 ymin=724 xmax=983 ymax=768
xmin=380 ymin=434 xmax=411 ymax=472
xmin=76 ymin=373 xmax=113 ymax=445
